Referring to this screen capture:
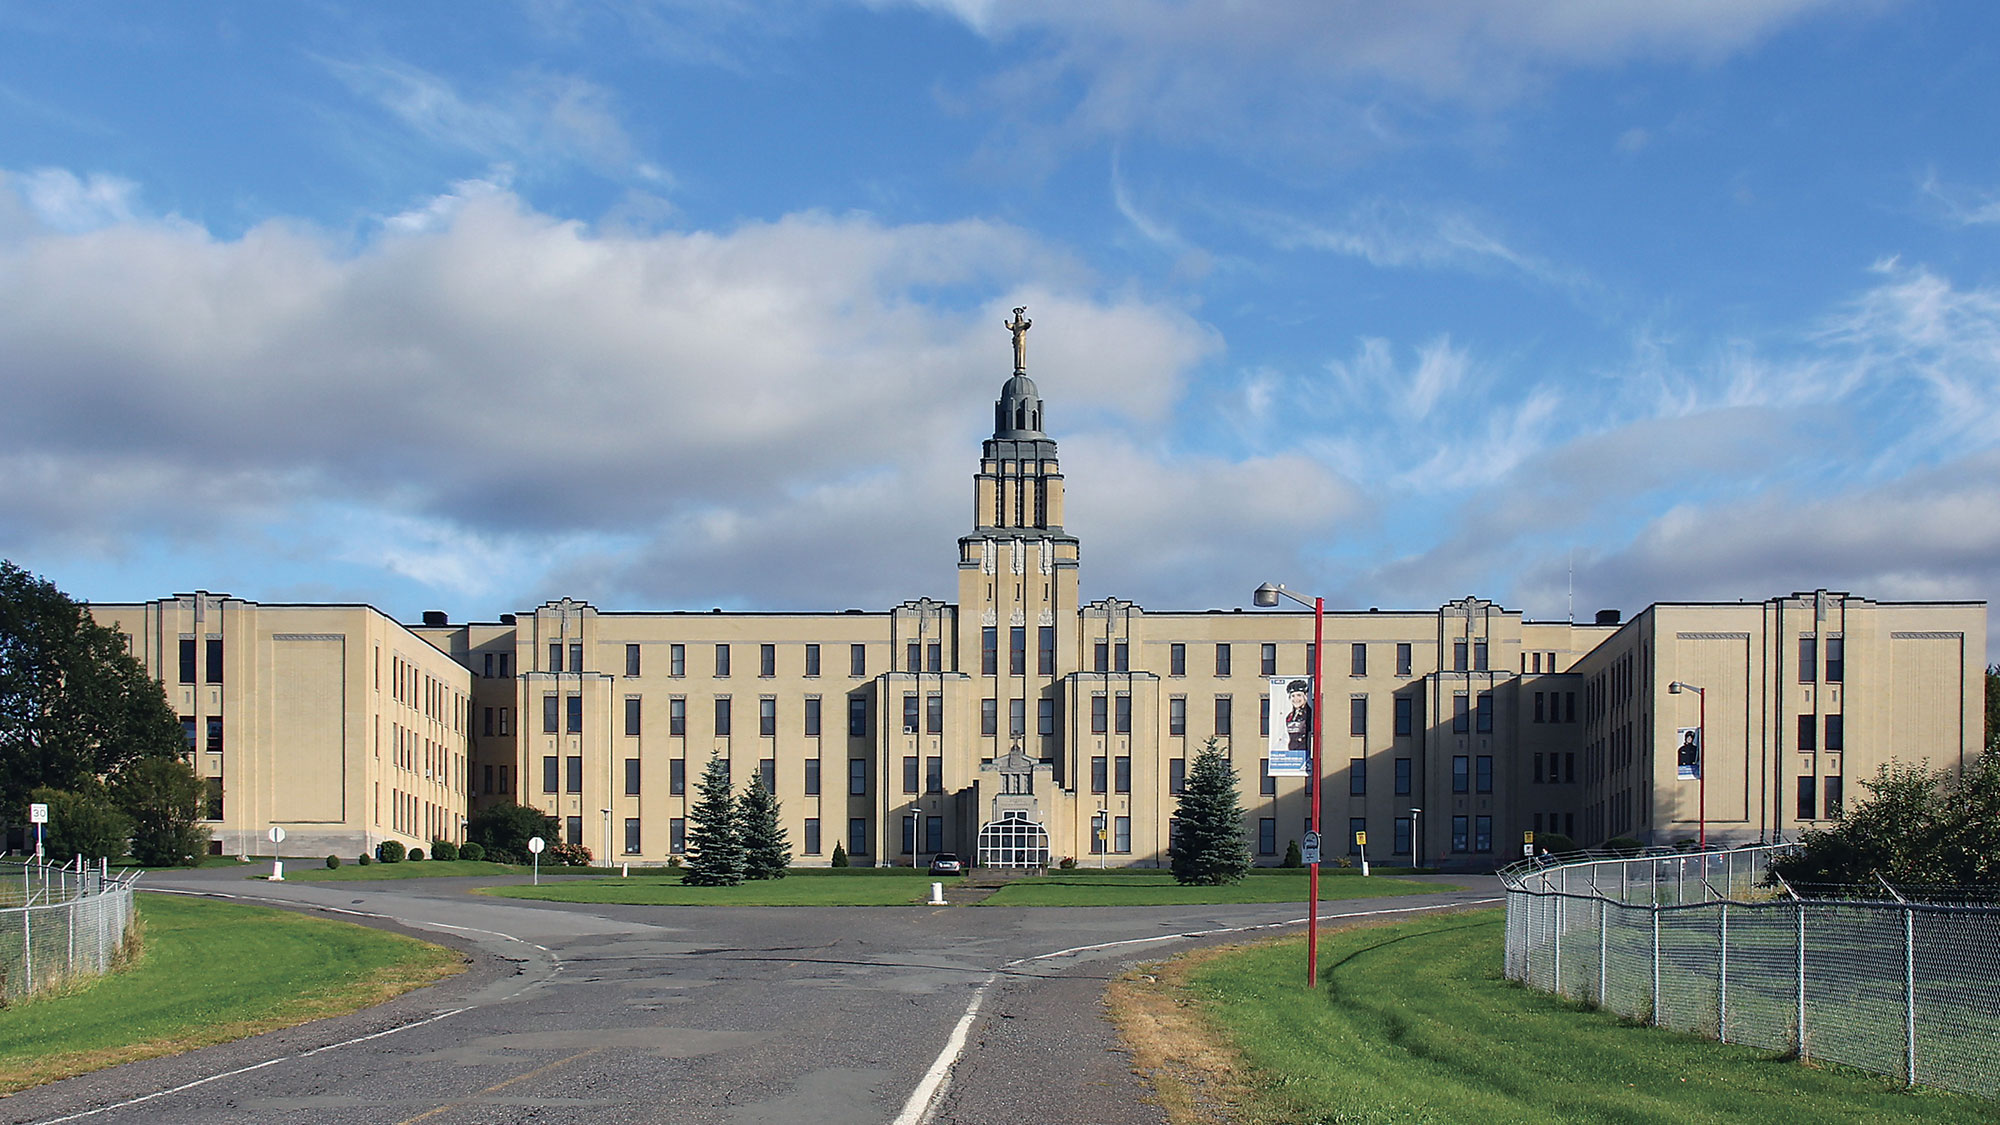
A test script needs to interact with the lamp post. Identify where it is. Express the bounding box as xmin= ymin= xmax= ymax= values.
xmin=601 ymin=808 xmax=612 ymax=868
xmin=1668 ymin=681 xmax=1707 ymax=848
xmin=1410 ymin=807 xmax=1422 ymax=868
xmin=1254 ymin=581 xmax=1323 ymax=988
